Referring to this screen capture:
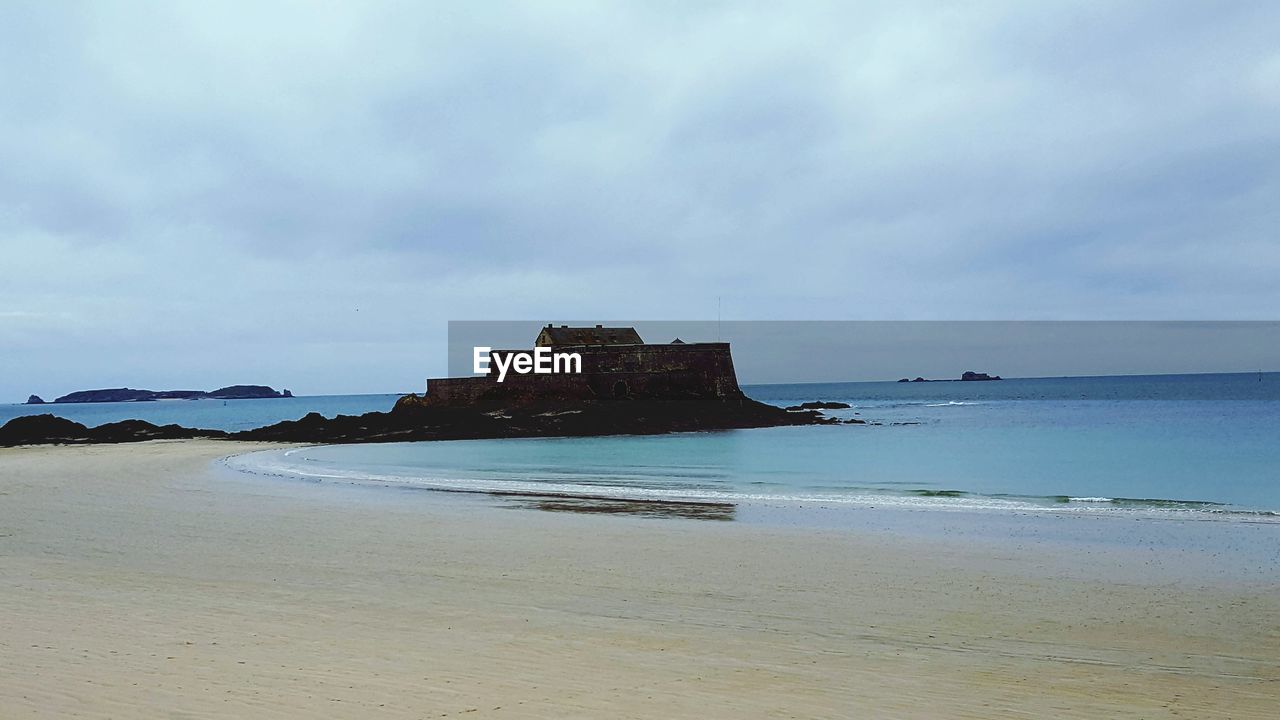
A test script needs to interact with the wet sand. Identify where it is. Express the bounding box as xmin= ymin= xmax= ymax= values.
xmin=1 ymin=440 xmax=1277 ymax=718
